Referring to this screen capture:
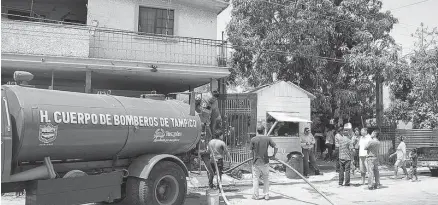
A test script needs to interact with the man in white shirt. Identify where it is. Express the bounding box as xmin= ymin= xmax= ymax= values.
xmin=390 ymin=136 xmax=409 ymax=179
xmin=358 ymin=128 xmax=371 ymax=185
xmin=301 ymin=127 xmax=321 ymax=177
